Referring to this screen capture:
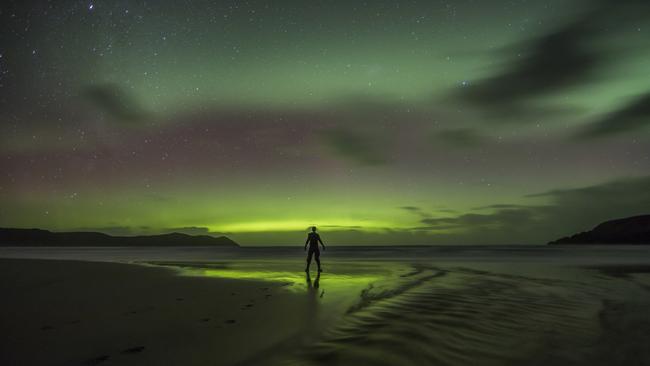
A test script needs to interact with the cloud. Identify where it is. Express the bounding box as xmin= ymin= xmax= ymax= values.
xmin=319 ymin=225 xmax=364 ymax=230
xmin=420 ymin=208 xmax=538 ymax=230
xmin=321 ymin=128 xmax=387 ymax=165
xmin=400 ymin=206 xmax=432 ymax=218
xmin=452 ymin=0 xmax=650 ymax=121
xmin=576 ymin=93 xmax=650 ymax=138
xmin=414 ymin=176 xmax=650 ymax=243
xmin=455 ymin=20 xmax=601 ymax=118
xmin=528 ymin=175 xmax=650 ymax=208
xmin=434 ymin=128 xmax=486 ymax=147
xmin=473 ymin=204 xmax=527 ymax=210
xmin=82 ymin=83 xmax=149 ymax=123
xmin=400 ymin=206 xmax=432 ymax=219
xmin=400 ymin=206 xmax=422 ymax=212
